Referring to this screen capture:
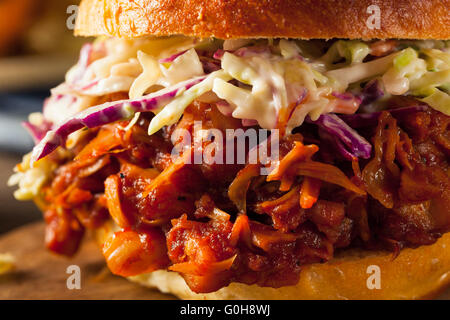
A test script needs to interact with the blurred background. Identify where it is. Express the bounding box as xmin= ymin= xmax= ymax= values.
xmin=0 ymin=0 xmax=85 ymax=234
